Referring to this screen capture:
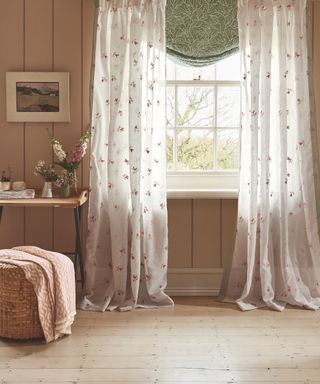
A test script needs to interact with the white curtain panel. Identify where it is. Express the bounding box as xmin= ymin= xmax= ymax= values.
xmin=81 ymin=0 xmax=173 ymax=311
xmin=220 ymin=0 xmax=320 ymax=311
